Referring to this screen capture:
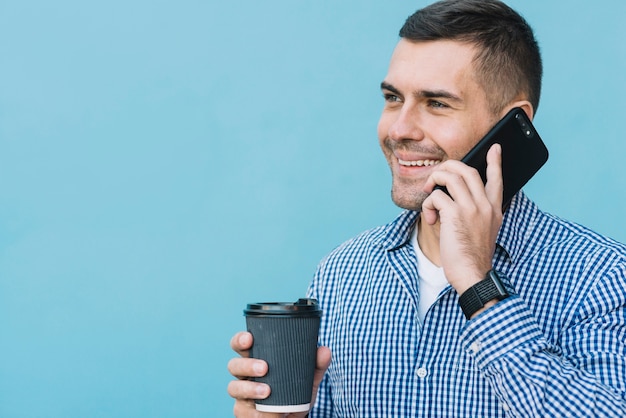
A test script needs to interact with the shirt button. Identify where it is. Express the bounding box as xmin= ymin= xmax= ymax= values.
xmin=417 ymin=367 xmax=428 ymax=378
xmin=502 ymin=402 xmax=510 ymax=412
xmin=470 ymin=341 xmax=481 ymax=353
